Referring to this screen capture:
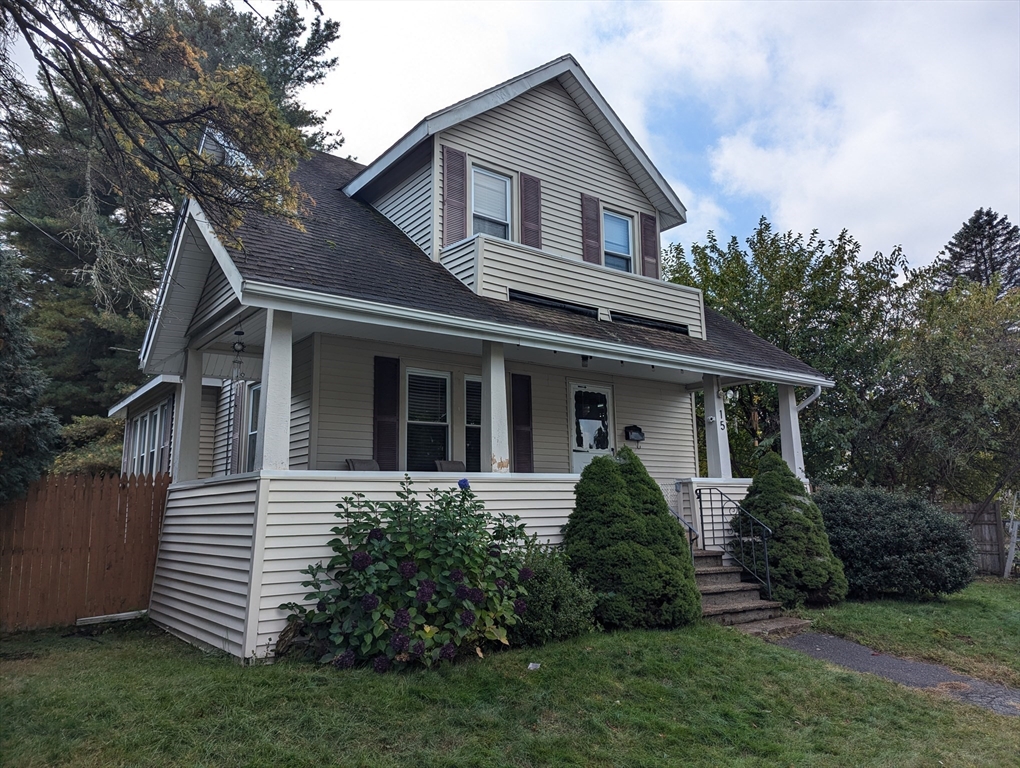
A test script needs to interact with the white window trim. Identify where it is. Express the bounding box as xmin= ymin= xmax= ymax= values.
xmin=602 ymin=209 xmax=634 ymax=274
xmin=245 ymin=382 xmax=262 ymax=473
xmin=471 ymin=166 xmax=512 ymax=240
xmin=405 ymin=368 xmax=452 ymax=470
